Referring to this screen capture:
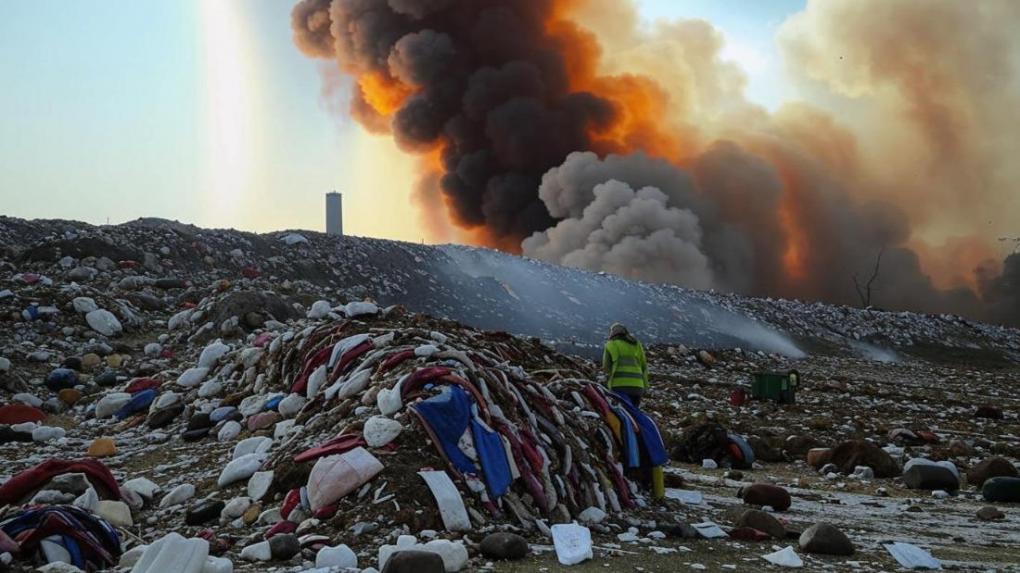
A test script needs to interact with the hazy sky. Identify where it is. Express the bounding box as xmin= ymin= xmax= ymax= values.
xmin=0 ymin=0 xmax=803 ymax=241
